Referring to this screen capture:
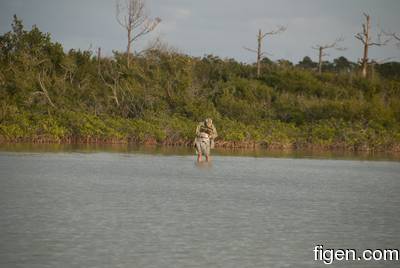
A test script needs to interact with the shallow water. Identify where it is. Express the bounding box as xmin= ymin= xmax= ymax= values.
xmin=1 ymin=143 xmax=400 ymax=161
xmin=0 ymin=147 xmax=399 ymax=267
